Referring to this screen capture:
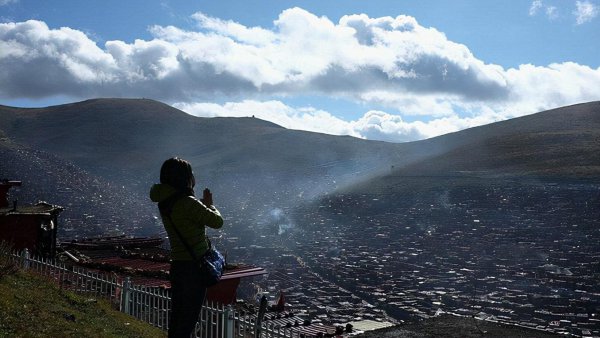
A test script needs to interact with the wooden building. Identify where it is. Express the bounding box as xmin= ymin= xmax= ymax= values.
xmin=0 ymin=180 xmax=63 ymax=257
